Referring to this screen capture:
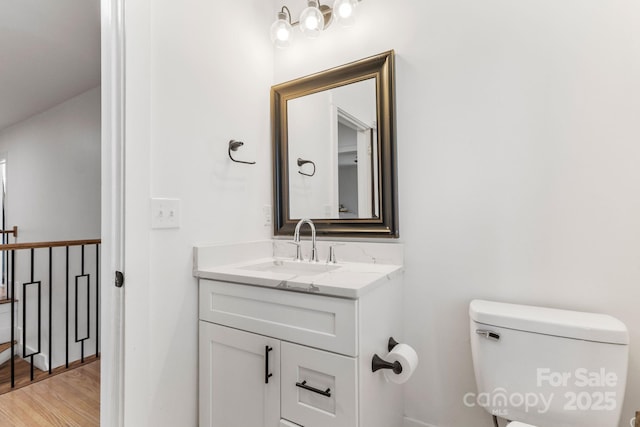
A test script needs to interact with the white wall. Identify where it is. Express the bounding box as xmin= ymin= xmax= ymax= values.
xmin=274 ymin=1 xmax=640 ymax=427
xmin=122 ymin=0 xmax=274 ymax=425
xmin=0 ymin=87 xmax=101 ymax=242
